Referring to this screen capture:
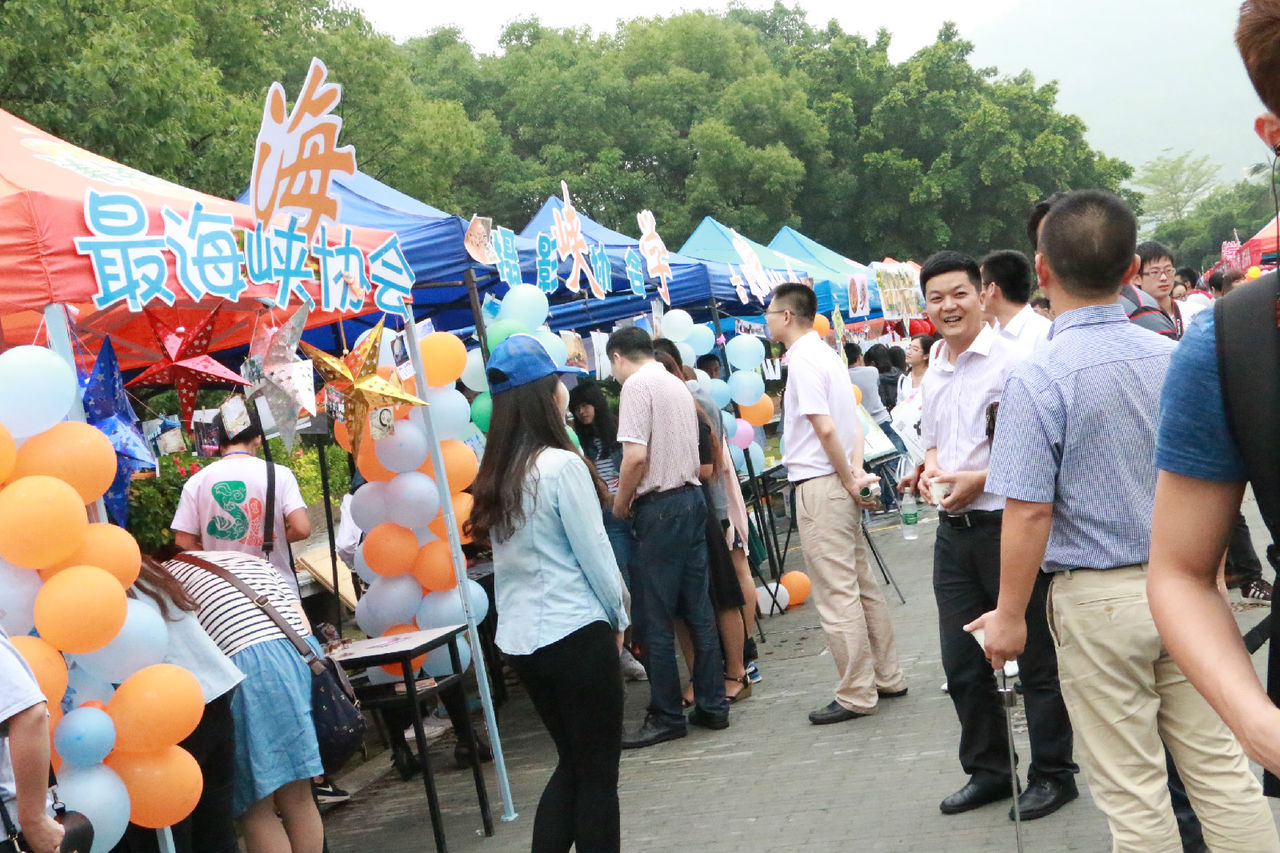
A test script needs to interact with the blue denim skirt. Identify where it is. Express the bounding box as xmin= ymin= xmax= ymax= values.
xmin=228 ymin=636 xmax=324 ymax=814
